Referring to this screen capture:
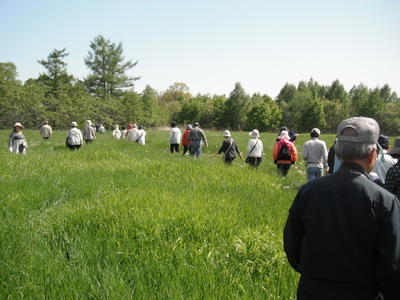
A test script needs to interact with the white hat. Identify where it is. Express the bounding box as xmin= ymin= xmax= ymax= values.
xmin=14 ymin=122 xmax=23 ymax=128
xmin=86 ymin=120 xmax=92 ymax=126
xmin=115 ymin=125 xmax=119 ymax=129
xmin=71 ymin=122 xmax=78 ymax=127
xmin=278 ymin=130 xmax=290 ymax=140
xmin=249 ymin=129 xmax=259 ymax=138
xmin=311 ymin=128 xmax=320 ymax=135
xmin=223 ymin=130 xmax=231 ymax=137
